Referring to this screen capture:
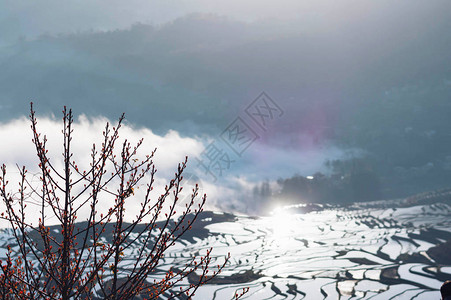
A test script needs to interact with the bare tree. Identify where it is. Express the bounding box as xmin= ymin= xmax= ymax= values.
xmin=0 ymin=104 xmax=247 ymax=299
